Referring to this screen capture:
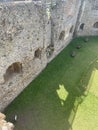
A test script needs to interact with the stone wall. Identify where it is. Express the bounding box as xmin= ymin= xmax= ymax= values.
xmin=49 ymin=0 xmax=80 ymax=61
xmin=0 ymin=0 xmax=97 ymax=111
xmin=0 ymin=112 xmax=14 ymax=130
xmin=0 ymin=1 xmax=48 ymax=111
xmin=76 ymin=0 xmax=98 ymax=36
